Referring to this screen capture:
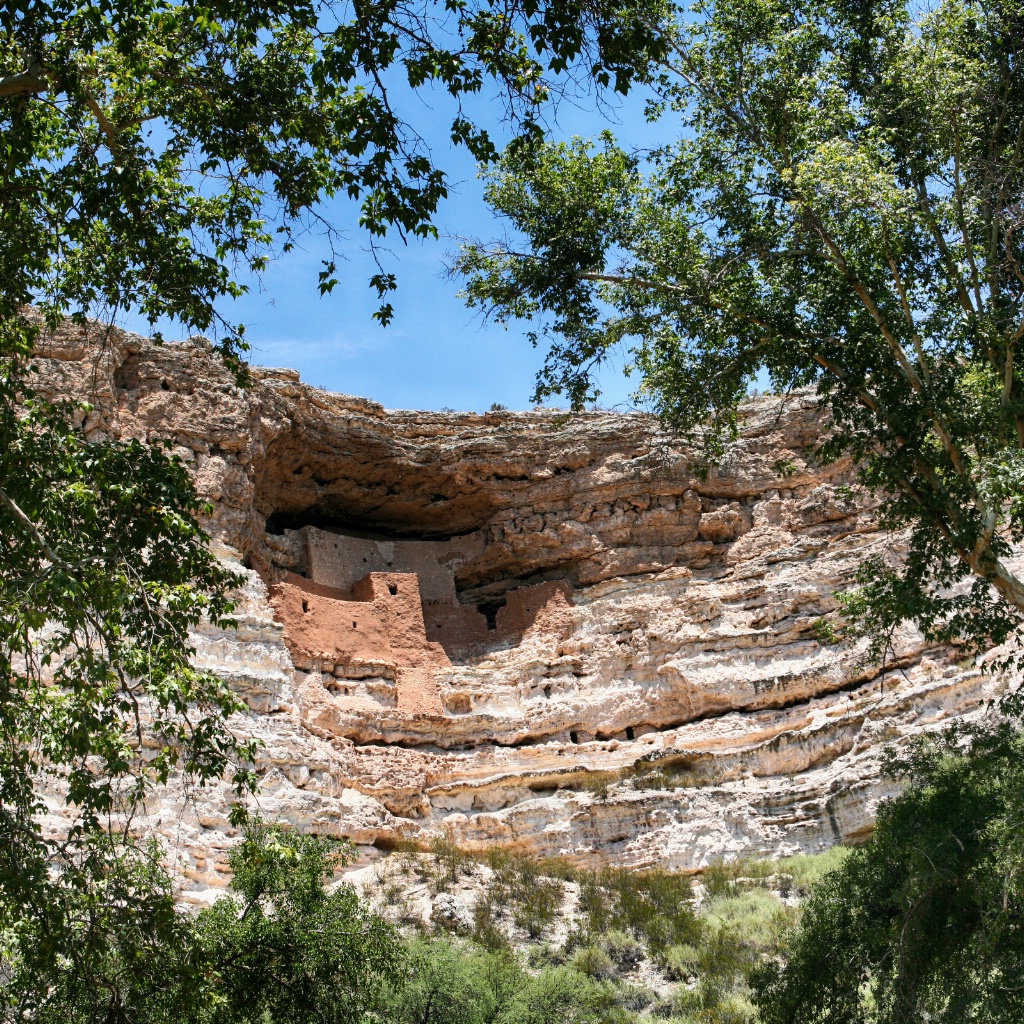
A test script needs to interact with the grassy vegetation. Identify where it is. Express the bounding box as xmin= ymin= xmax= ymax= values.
xmin=571 ymin=756 xmax=724 ymax=801
xmin=366 ymin=842 xmax=853 ymax=1024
